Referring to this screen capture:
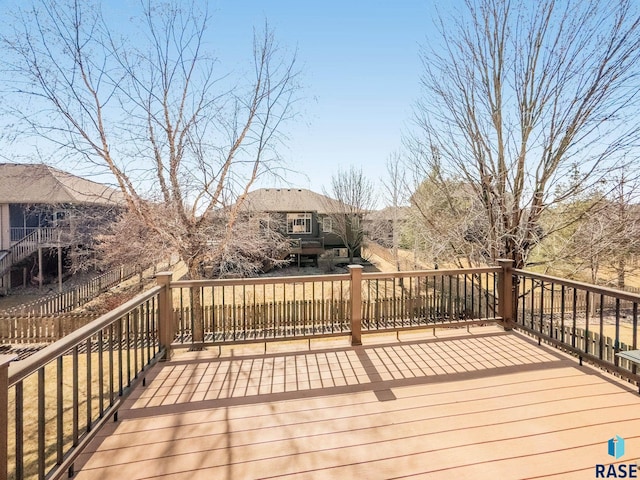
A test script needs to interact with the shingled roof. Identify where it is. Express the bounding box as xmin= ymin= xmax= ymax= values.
xmin=0 ymin=163 xmax=124 ymax=206
xmin=240 ymin=188 xmax=343 ymax=214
